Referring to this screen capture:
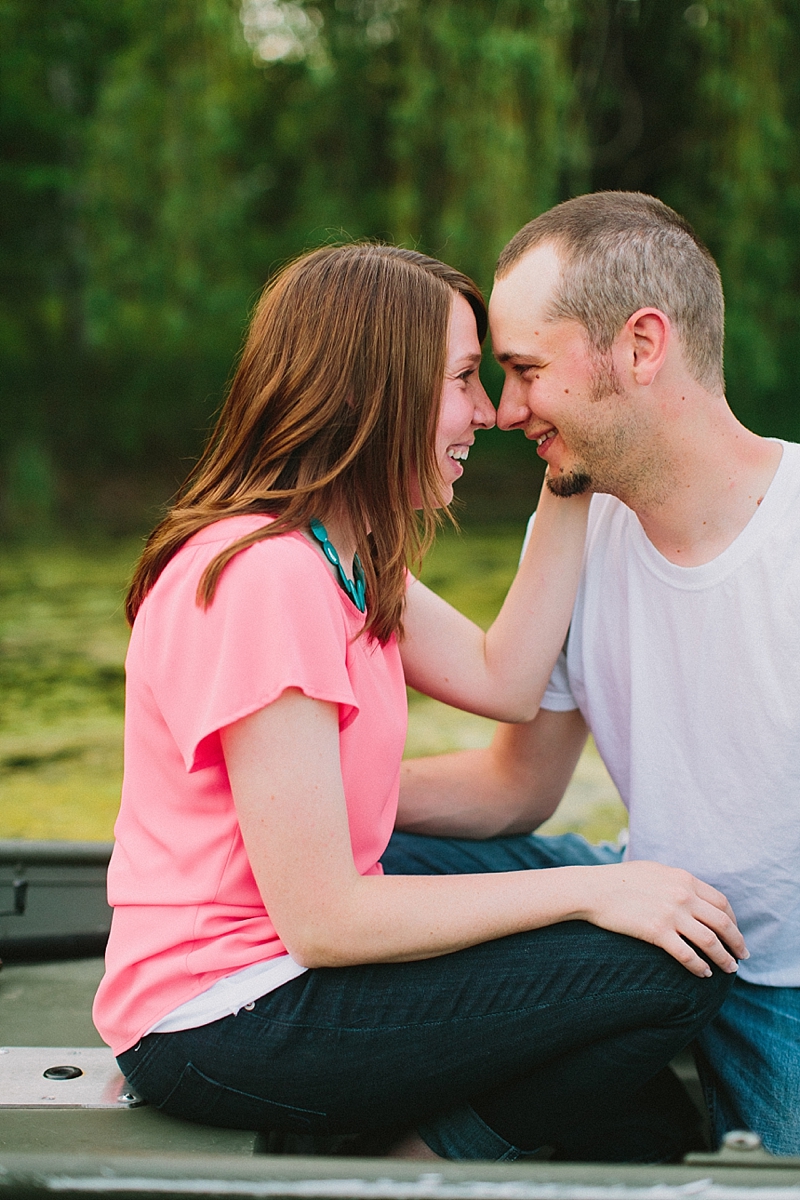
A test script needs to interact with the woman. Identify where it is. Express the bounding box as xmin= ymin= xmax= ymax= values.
xmin=94 ymin=244 xmax=743 ymax=1162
